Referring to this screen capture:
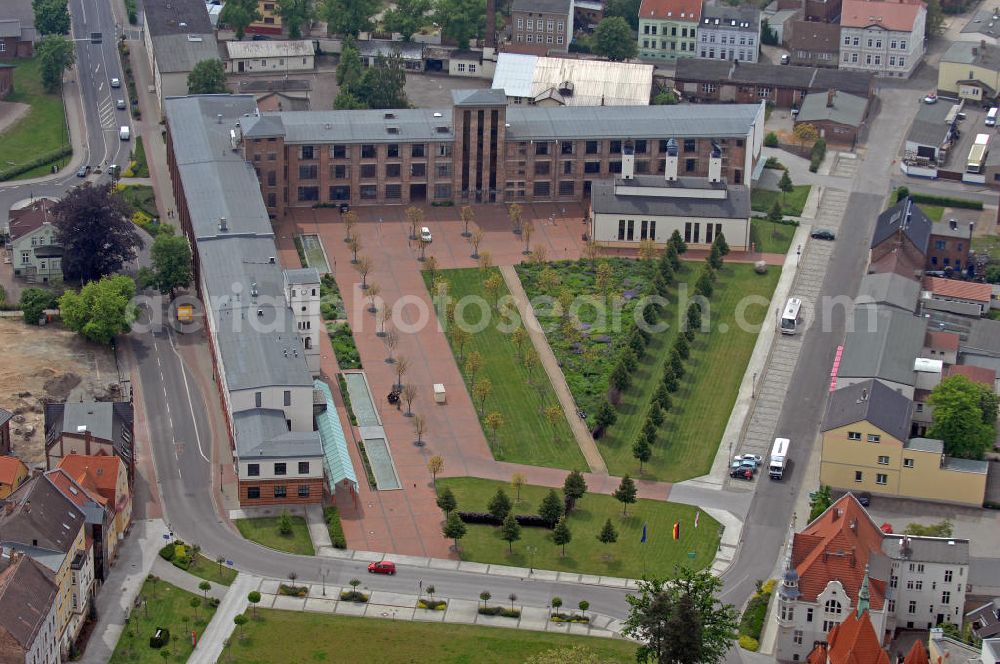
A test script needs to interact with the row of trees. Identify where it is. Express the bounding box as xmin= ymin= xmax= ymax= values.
xmin=32 ymin=0 xmax=76 ymax=93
